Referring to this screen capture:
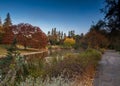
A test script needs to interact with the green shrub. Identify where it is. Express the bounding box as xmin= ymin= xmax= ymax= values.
xmin=27 ymin=58 xmax=46 ymax=78
xmin=79 ymin=48 xmax=102 ymax=68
